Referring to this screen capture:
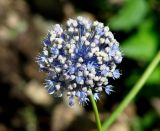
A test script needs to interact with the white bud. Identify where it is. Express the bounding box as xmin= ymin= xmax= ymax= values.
xmin=100 ymin=64 xmax=106 ymax=70
xmin=88 ymin=73 xmax=95 ymax=79
xmin=66 ymin=44 xmax=70 ymax=48
xmin=95 ymin=35 xmax=100 ymax=39
xmin=68 ymin=27 xmax=74 ymax=32
xmin=87 ymin=79 xmax=93 ymax=85
xmin=57 ymin=44 xmax=62 ymax=49
xmin=85 ymin=32 xmax=90 ymax=37
xmin=43 ymin=50 xmax=48 ymax=56
xmin=91 ymin=42 xmax=96 ymax=47
xmin=116 ymin=51 xmax=121 ymax=56
xmin=94 ymin=47 xmax=100 ymax=52
xmin=100 ymin=77 xmax=107 ymax=82
xmin=108 ymin=42 xmax=113 ymax=47
xmin=75 ymin=28 xmax=78 ymax=32
xmin=100 ymin=38 xmax=105 ymax=44
xmin=61 ymin=57 xmax=66 ymax=64
xmin=84 ymin=70 xmax=89 ymax=76
xmin=91 ymin=48 xmax=96 ymax=53
xmin=70 ymin=39 xmax=75 ymax=44
xmin=73 ymin=20 xmax=78 ymax=27
xmin=70 ymin=44 xmax=75 ymax=48
xmin=81 ymin=36 xmax=87 ymax=41
xmin=82 ymin=87 xmax=87 ymax=92
xmin=105 ymin=47 xmax=110 ymax=52
xmin=68 ymin=85 xmax=73 ymax=90
xmin=58 ymin=55 xmax=63 ymax=60
xmin=70 ymin=75 xmax=76 ymax=80
xmin=74 ymin=36 xmax=79 ymax=41
xmin=93 ymin=21 xmax=99 ymax=26
xmin=63 ymin=64 xmax=68 ymax=69
xmin=99 ymin=22 xmax=104 ymax=28
xmin=55 ymin=67 xmax=61 ymax=72
xmin=108 ymin=31 xmax=114 ymax=39
xmin=67 ymin=91 xmax=71 ymax=96
xmin=57 ymin=38 xmax=63 ymax=44
xmin=105 ymin=38 xmax=110 ymax=44
xmin=79 ymin=80 xmax=84 ymax=85
xmin=97 ymin=56 xmax=102 ymax=61
xmin=76 ymin=63 xmax=81 ymax=67
xmin=98 ymin=86 xmax=103 ymax=91
xmin=98 ymin=61 xmax=103 ymax=64
xmin=50 ymin=33 xmax=56 ymax=41
xmin=72 ymin=83 xmax=77 ymax=88
xmin=104 ymin=26 xmax=109 ymax=32
xmin=48 ymin=57 xmax=53 ymax=63
xmin=103 ymin=56 xmax=109 ymax=62
xmin=104 ymin=81 xmax=108 ymax=85
xmin=94 ymin=76 xmax=99 ymax=81
xmin=67 ymin=19 xmax=72 ymax=26
xmin=55 ymin=84 xmax=60 ymax=90
xmin=88 ymin=52 xmax=93 ymax=57
xmin=85 ymin=41 xmax=90 ymax=46
xmin=78 ymin=57 xmax=83 ymax=63
xmin=87 ymin=90 xmax=92 ymax=95
xmin=69 ymin=49 xmax=74 ymax=54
